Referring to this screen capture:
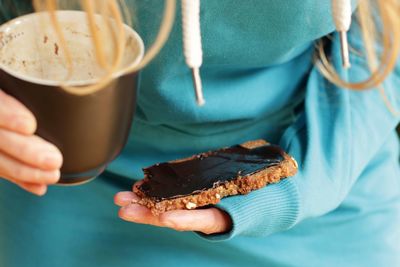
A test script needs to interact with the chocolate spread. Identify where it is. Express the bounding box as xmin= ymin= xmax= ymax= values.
xmin=139 ymin=144 xmax=285 ymax=200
